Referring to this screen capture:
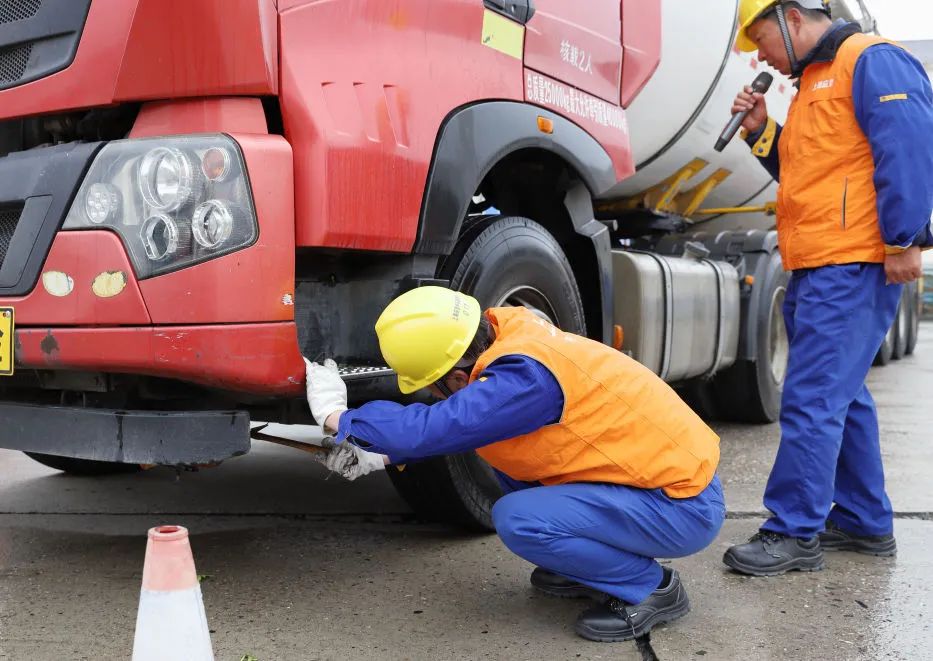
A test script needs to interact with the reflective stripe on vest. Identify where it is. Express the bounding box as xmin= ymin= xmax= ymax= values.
xmin=777 ymin=34 xmax=895 ymax=271
xmin=471 ymin=307 xmax=720 ymax=498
